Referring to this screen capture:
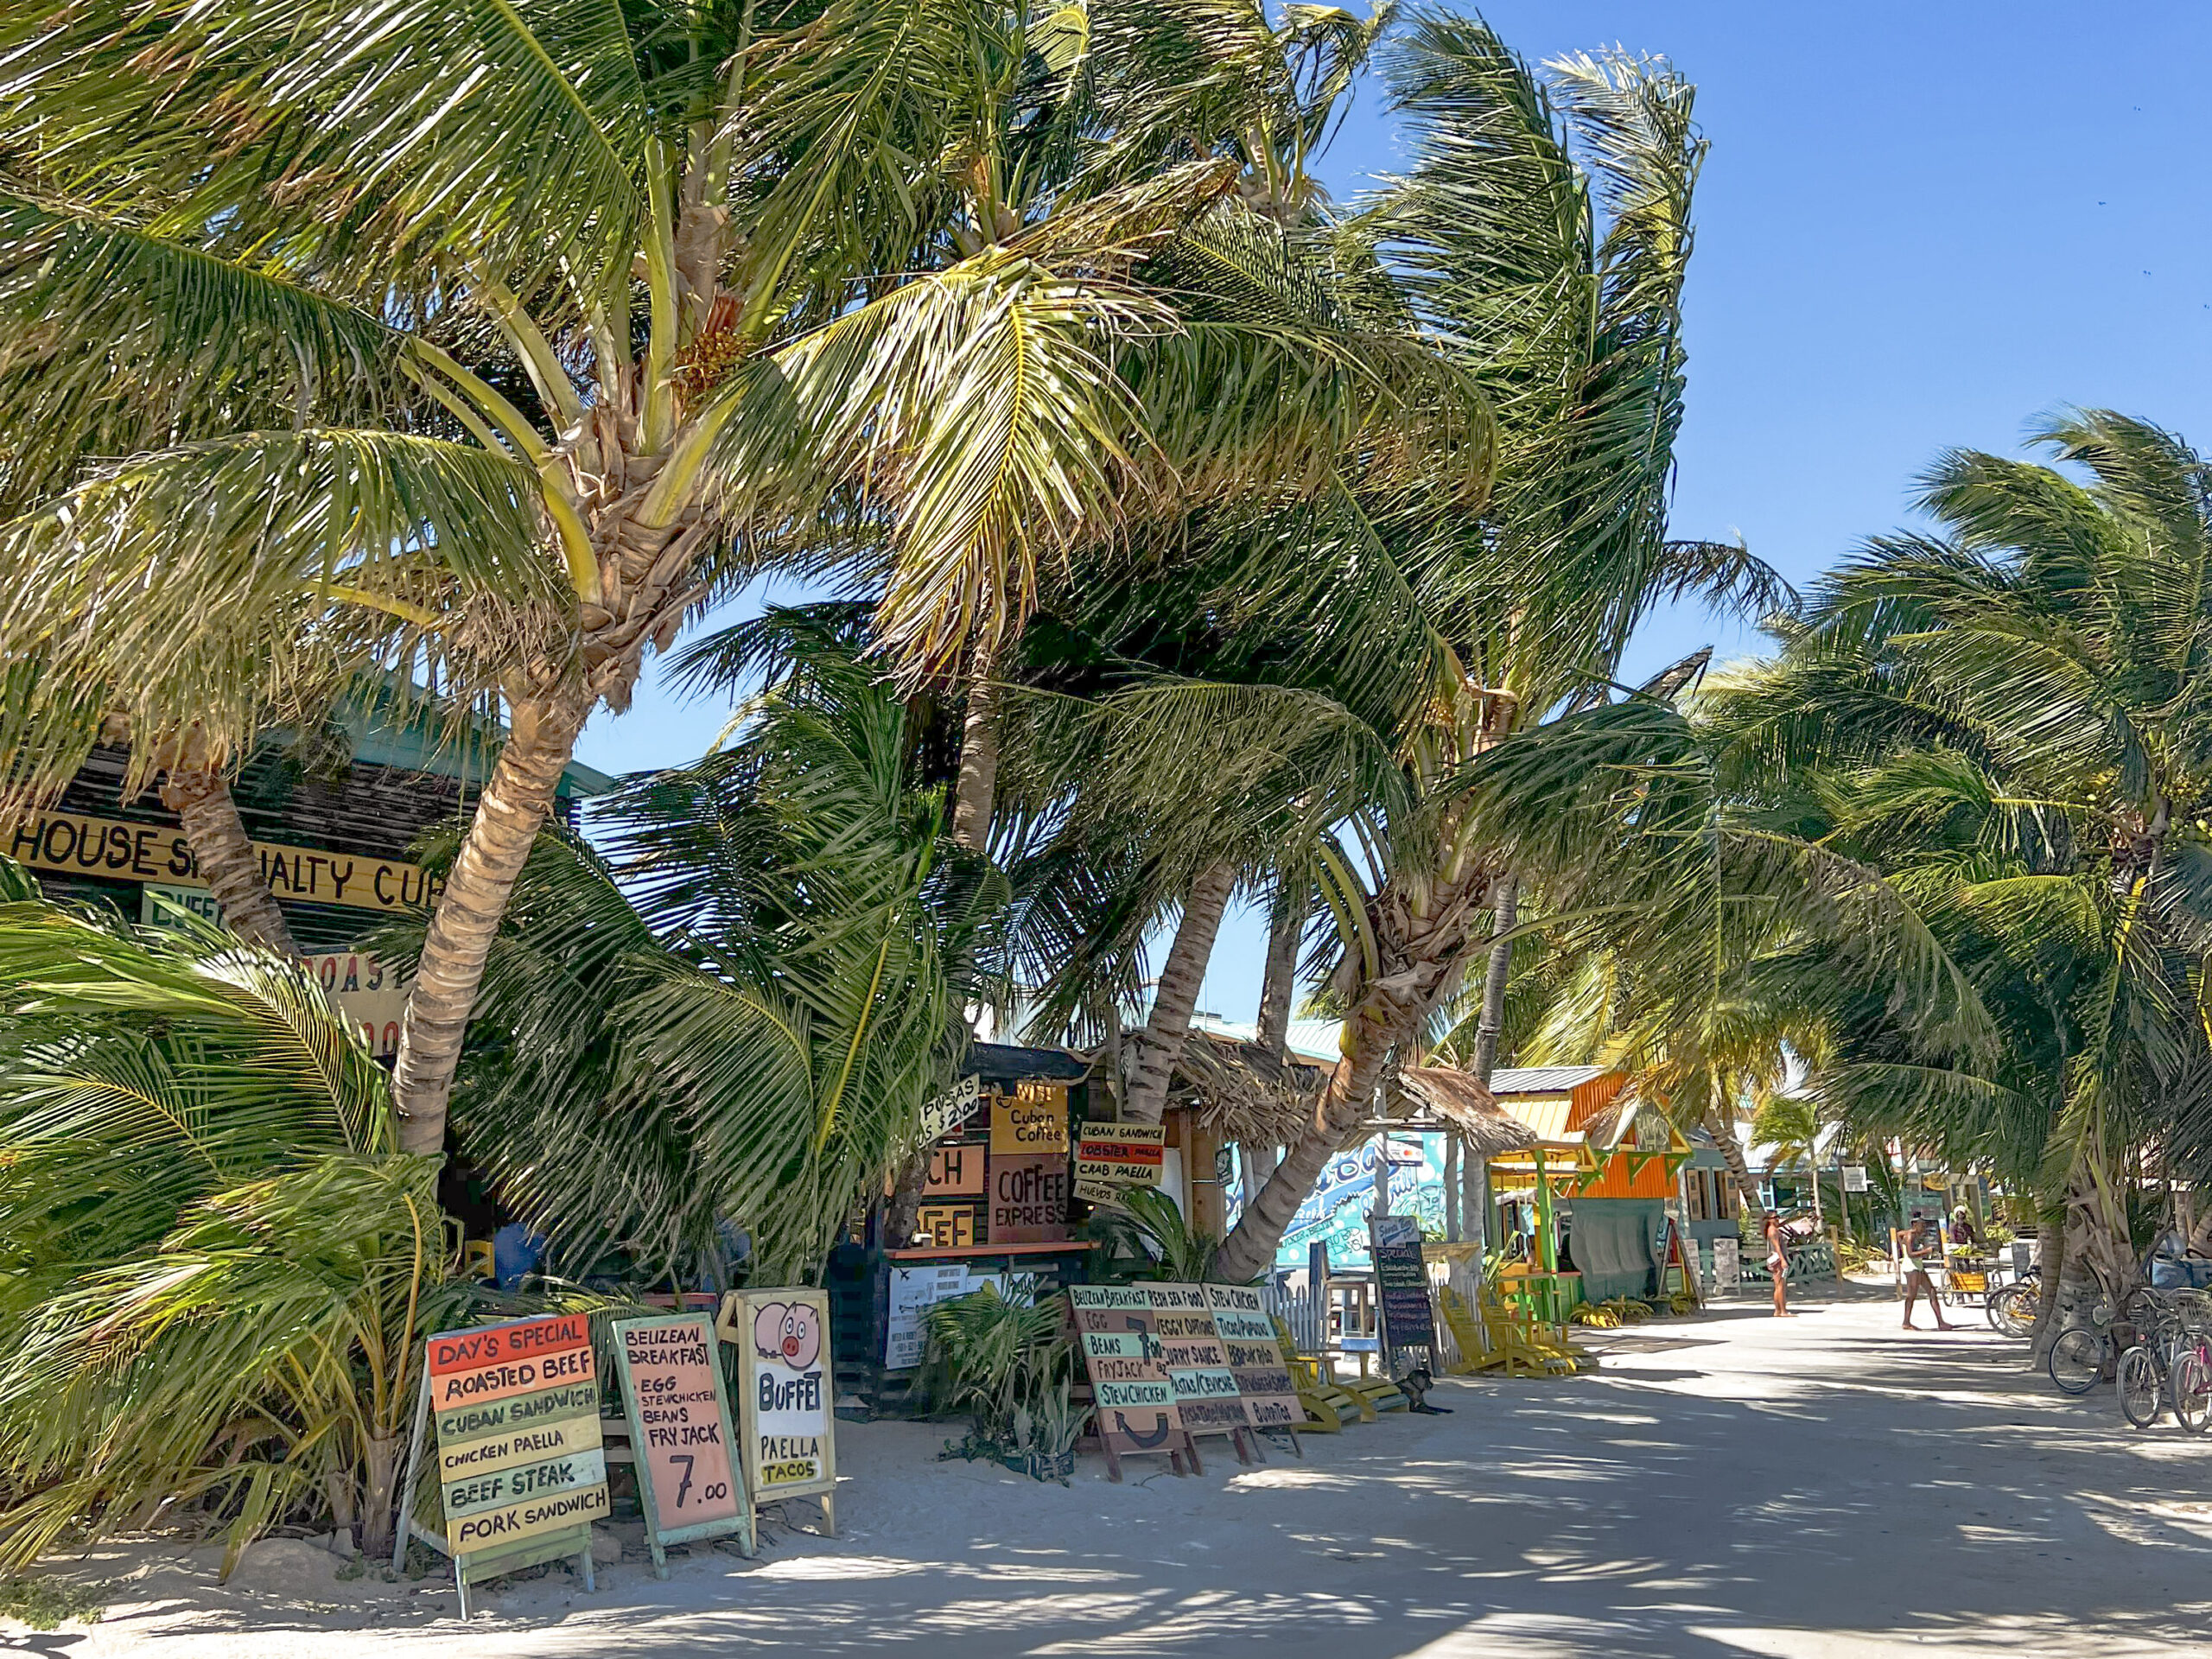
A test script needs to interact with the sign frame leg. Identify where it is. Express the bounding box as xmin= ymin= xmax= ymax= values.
xmin=391 ymin=1364 xmax=435 ymax=1577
